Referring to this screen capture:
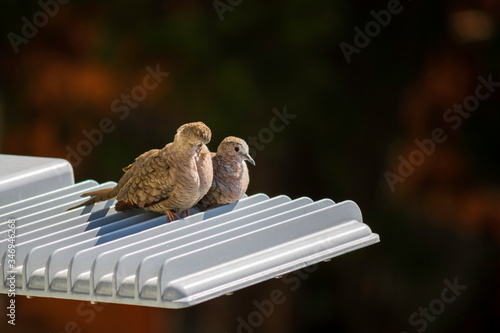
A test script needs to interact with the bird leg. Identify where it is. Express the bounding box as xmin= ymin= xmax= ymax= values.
xmin=182 ymin=209 xmax=190 ymax=218
xmin=165 ymin=210 xmax=181 ymax=222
